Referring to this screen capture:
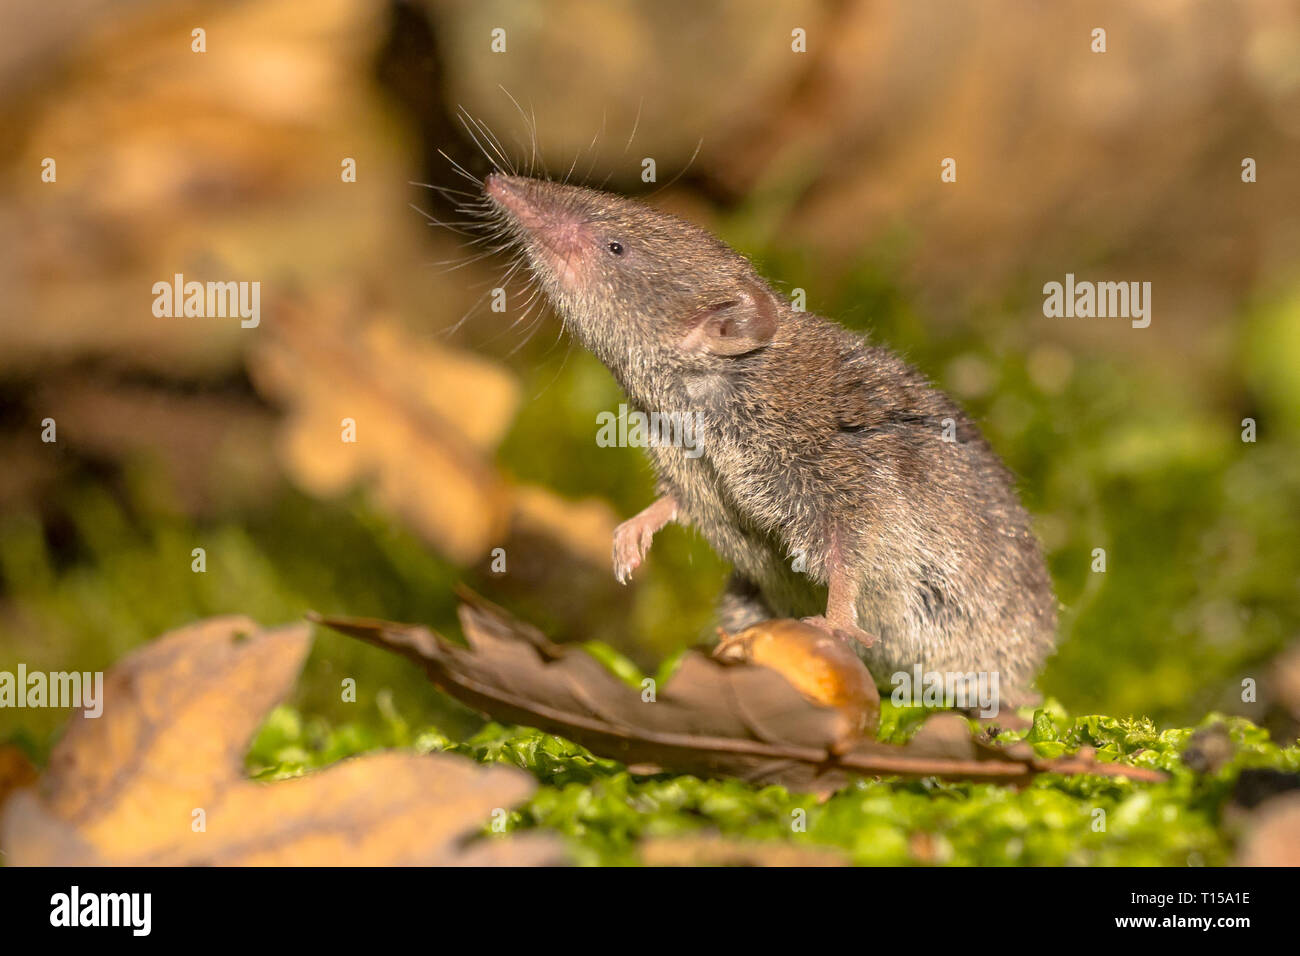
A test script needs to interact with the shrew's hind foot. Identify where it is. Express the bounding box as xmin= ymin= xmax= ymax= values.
xmin=800 ymin=614 xmax=876 ymax=652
